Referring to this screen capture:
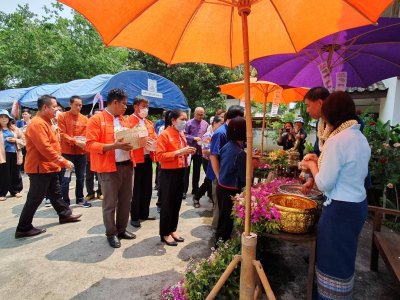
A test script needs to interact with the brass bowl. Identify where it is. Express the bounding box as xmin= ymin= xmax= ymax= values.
xmin=268 ymin=194 xmax=319 ymax=234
